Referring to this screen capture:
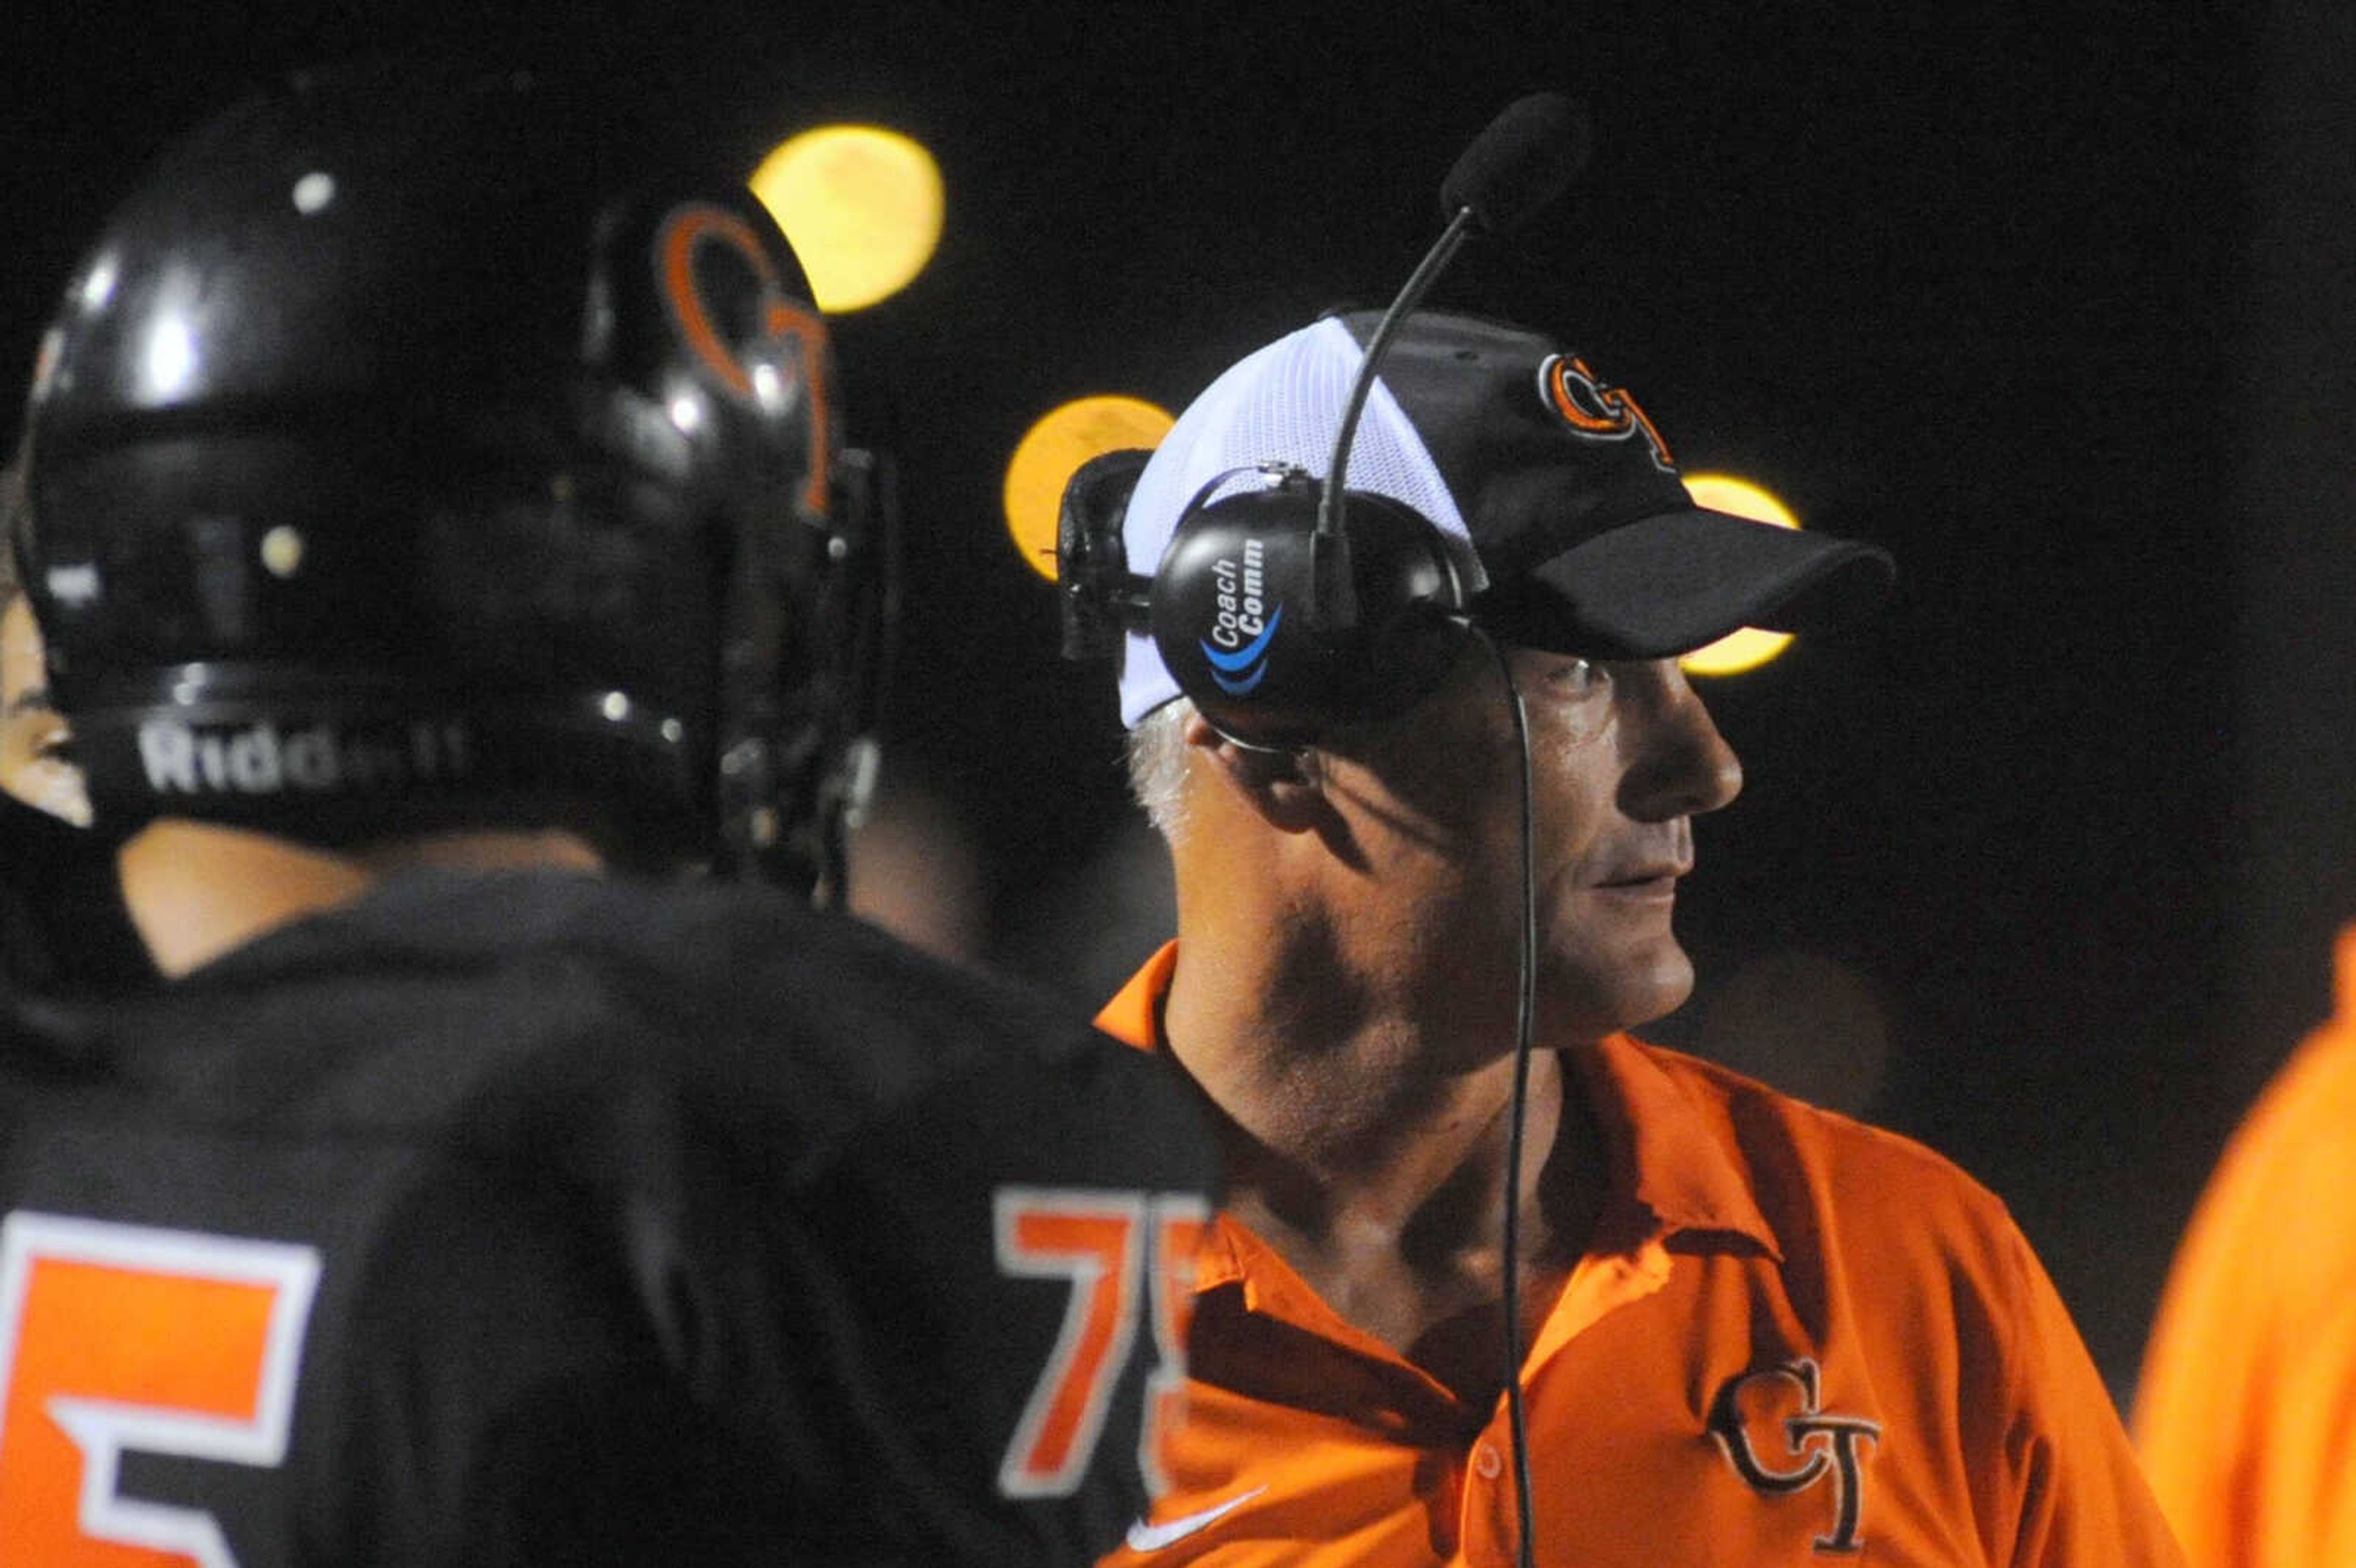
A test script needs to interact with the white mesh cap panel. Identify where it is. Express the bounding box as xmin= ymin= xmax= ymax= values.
xmin=1116 ymin=317 xmax=1482 ymax=728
